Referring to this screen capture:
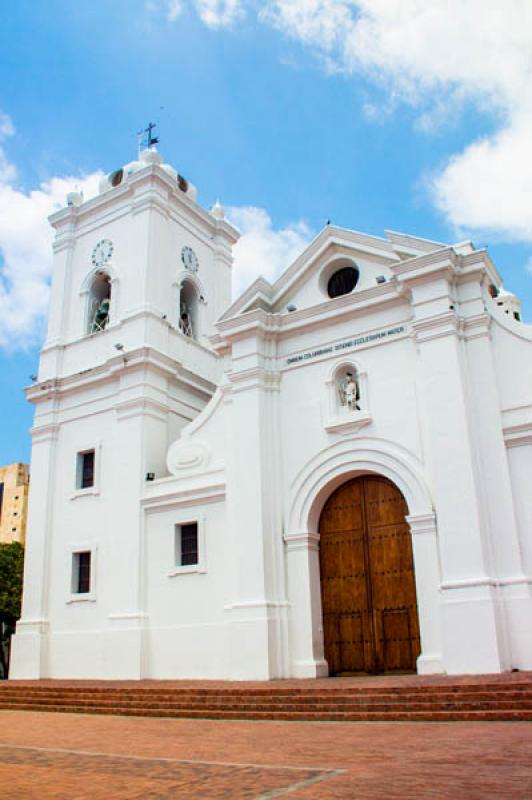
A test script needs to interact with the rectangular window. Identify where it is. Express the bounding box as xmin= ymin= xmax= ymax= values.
xmin=77 ymin=450 xmax=95 ymax=489
xmin=175 ymin=523 xmax=198 ymax=567
xmin=0 ymin=482 xmax=3 ymax=525
xmin=72 ymin=551 xmax=91 ymax=594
